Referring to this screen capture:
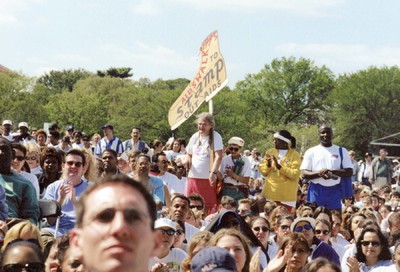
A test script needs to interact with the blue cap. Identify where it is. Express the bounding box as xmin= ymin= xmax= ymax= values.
xmin=191 ymin=247 xmax=237 ymax=272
